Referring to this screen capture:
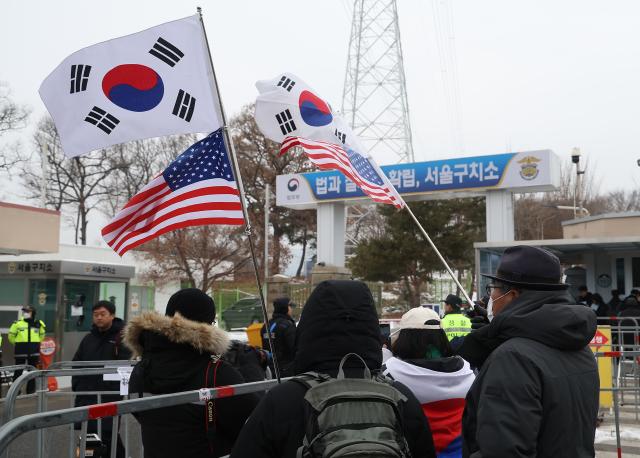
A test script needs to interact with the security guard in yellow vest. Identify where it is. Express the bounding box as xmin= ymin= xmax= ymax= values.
xmin=9 ymin=306 xmax=46 ymax=393
xmin=441 ymin=294 xmax=472 ymax=349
